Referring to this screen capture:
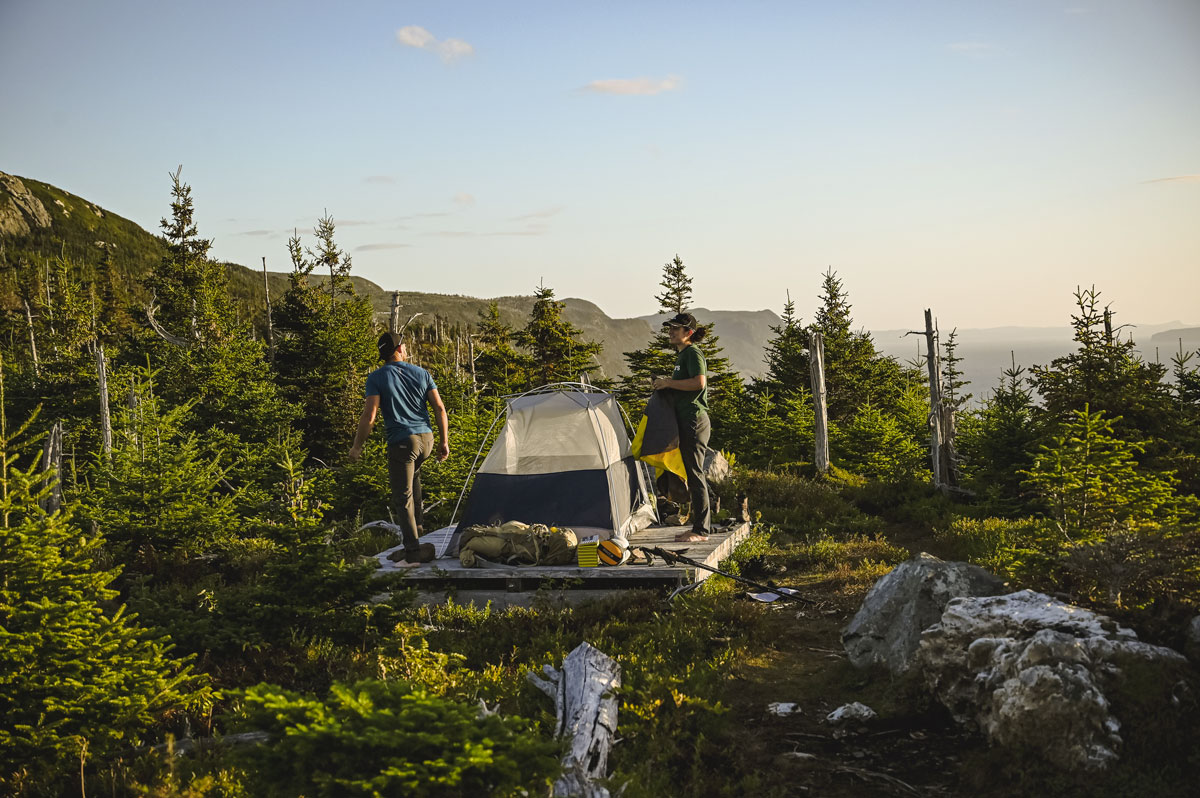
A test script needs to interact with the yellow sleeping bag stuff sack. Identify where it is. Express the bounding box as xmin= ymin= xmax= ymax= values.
xmin=630 ymin=391 xmax=688 ymax=487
